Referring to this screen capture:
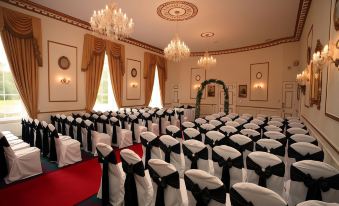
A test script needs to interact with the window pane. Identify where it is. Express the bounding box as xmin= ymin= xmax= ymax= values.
xmin=148 ymin=66 xmax=163 ymax=108
xmin=0 ymin=72 xmax=3 ymax=94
